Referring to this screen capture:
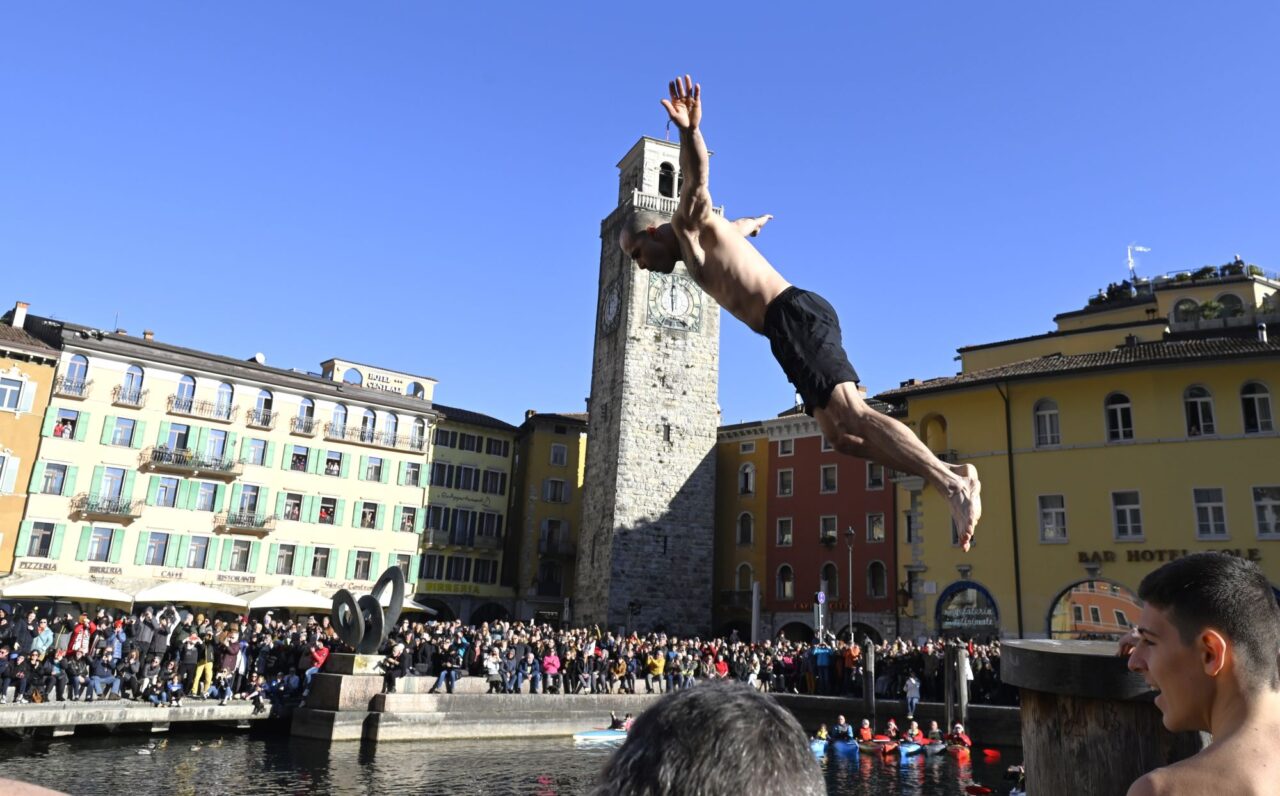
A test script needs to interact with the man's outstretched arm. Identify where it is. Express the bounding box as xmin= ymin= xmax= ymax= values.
xmin=661 ymin=75 xmax=714 ymax=230
xmin=731 ymin=214 xmax=773 ymax=238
